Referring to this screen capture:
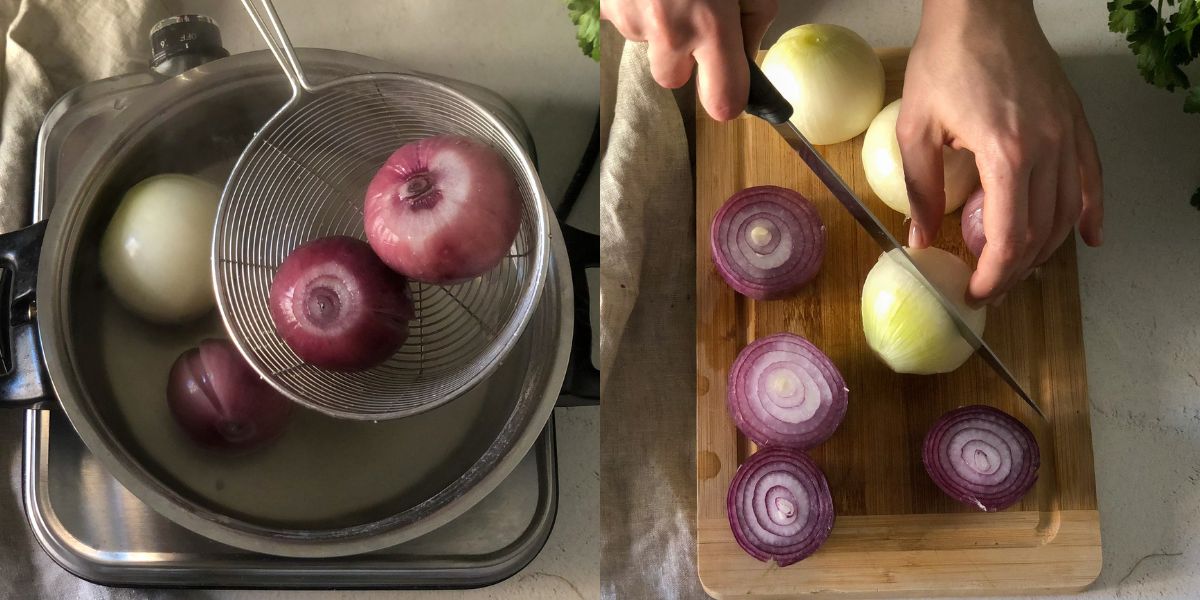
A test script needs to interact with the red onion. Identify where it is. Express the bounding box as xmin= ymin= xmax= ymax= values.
xmin=270 ymin=236 xmax=414 ymax=371
xmin=961 ymin=187 xmax=986 ymax=258
xmin=727 ymin=447 xmax=835 ymax=566
xmin=167 ymin=339 xmax=293 ymax=452
xmin=922 ymin=405 xmax=1040 ymax=512
xmin=364 ymin=134 xmax=522 ymax=284
xmin=710 ymin=186 xmax=826 ymax=300
xmin=727 ymin=333 xmax=848 ymax=449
